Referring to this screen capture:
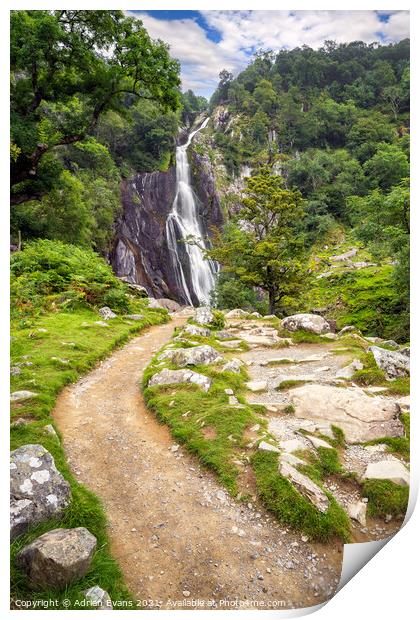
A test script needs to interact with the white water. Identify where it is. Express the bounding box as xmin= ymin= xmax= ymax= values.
xmin=166 ymin=117 xmax=217 ymax=306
